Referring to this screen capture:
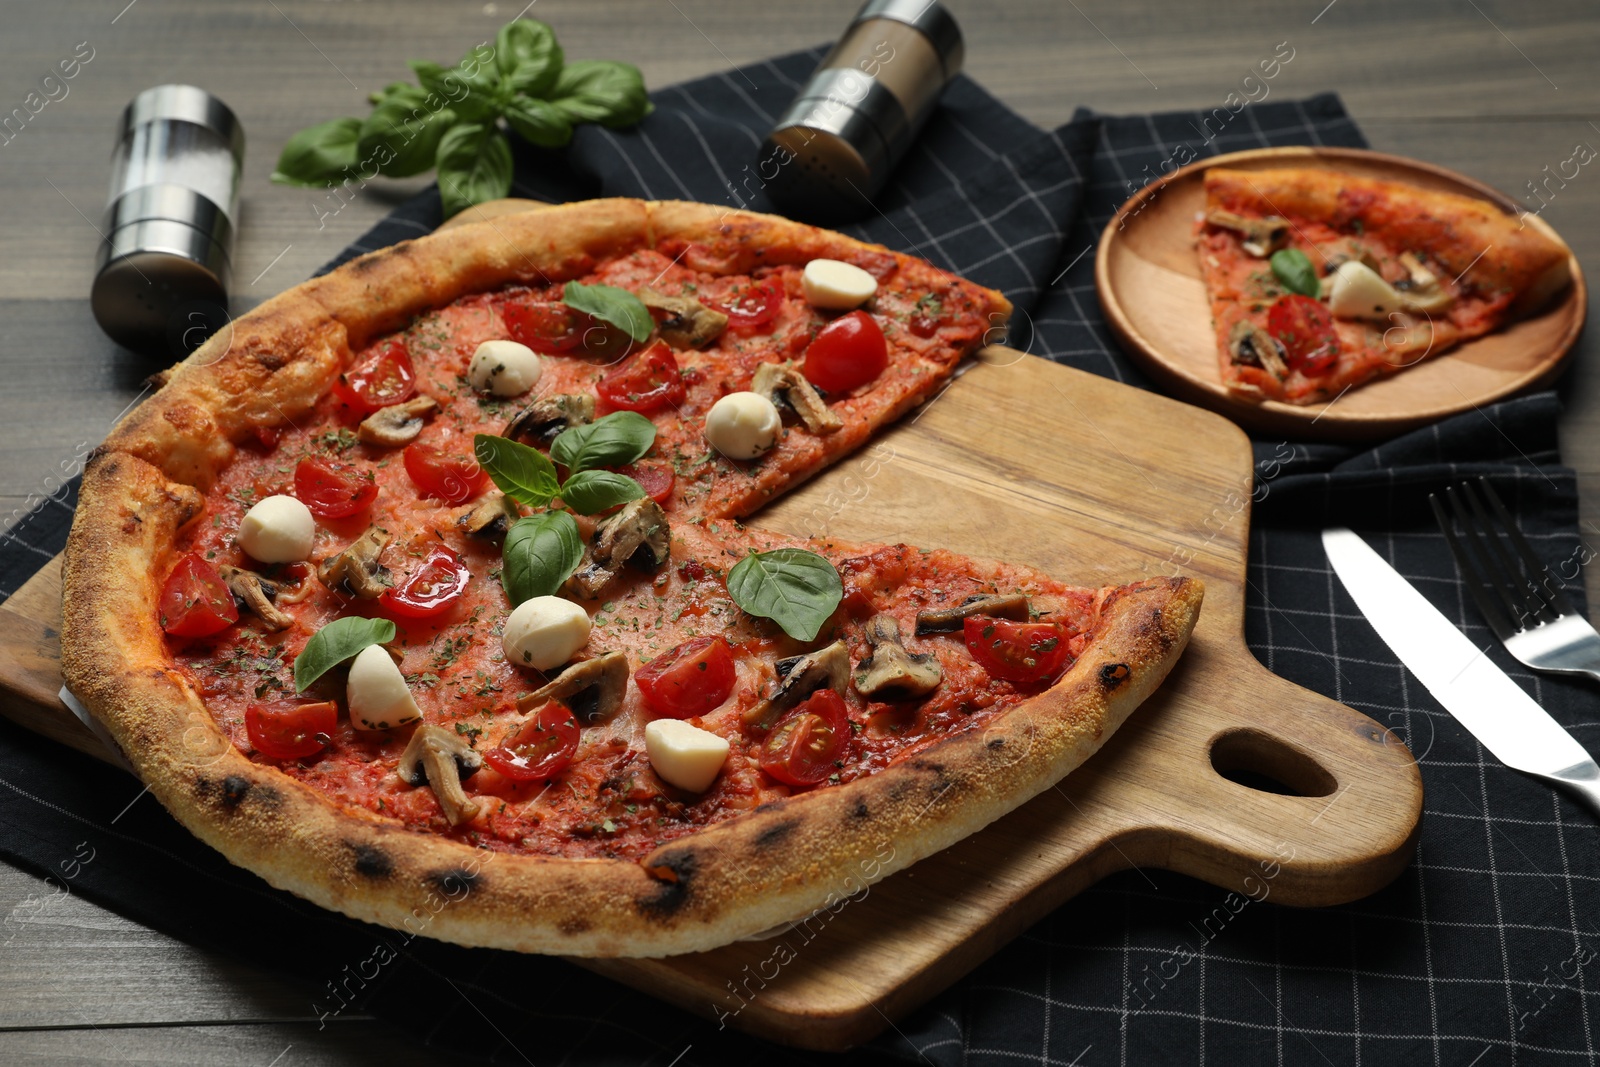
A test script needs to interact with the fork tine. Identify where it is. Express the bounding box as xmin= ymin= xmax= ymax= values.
xmin=1444 ymin=485 xmax=1529 ymax=630
xmin=1475 ymin=477 xmax=1578 ymax=618
xmin=1458 ymin=481 xmax=1556 ymax=629
xmin=1430 ymin=490 xmax=1515 ymax=641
